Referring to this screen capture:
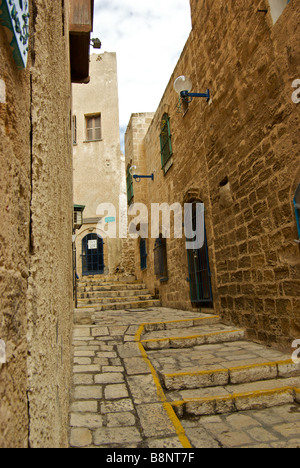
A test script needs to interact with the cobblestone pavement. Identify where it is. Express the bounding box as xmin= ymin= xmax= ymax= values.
xmin=69 ymin=308 xmax=300 ymax=448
